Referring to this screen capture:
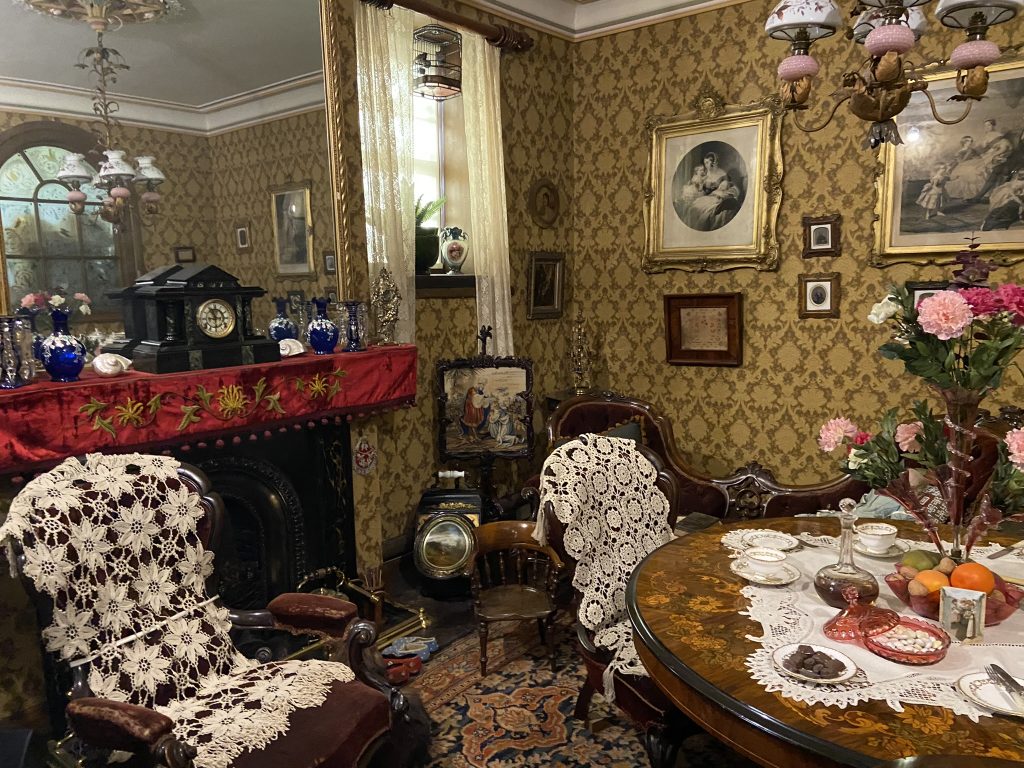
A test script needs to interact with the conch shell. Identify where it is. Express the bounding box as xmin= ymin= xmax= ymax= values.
xmin=91 ymin=353 xmax=133 ymax=377
xmin=279 ymin=338 xmax=305 ymax=357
